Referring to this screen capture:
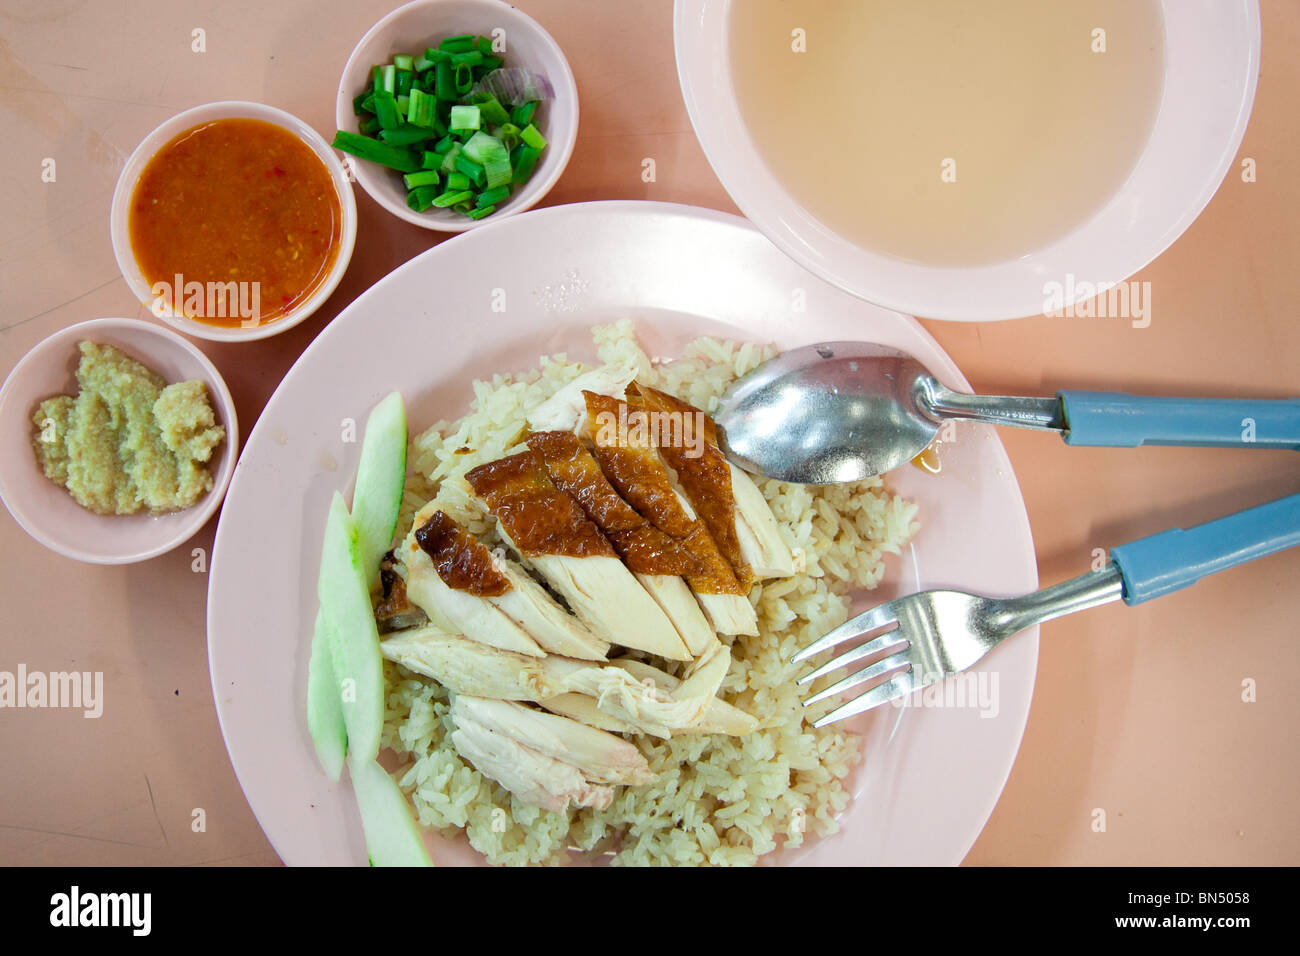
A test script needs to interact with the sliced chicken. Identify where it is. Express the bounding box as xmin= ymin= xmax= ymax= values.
xmin=637 ymin=384 xmax=795 ymax=581
xmin=450 ymin=713 xmax=613 ymax=812
xmin=610 ymin=658 xmax=759 ymax=736
xmin=380 ymin=626 xmax=733 ymax=737
xmin=527 ymin=361 xmax=637 ymax=432
xmin=402 ymin=507 xmax=608 ymax=661
xmin=582 ymin=390 xmax=759 ymax=636
xmin=728 ymin=464 xmax=796 ymax=578
xmin=526 ymin=429 xmax=717 ymax=656
xmin=450 ymin=695 xmax=652 ymax=786
xmin=381 ymin=625 xmax=568 ymax=700
xmin=464 ymin=450 xmax=692 ymax=661
xmin=538 ymin=693 xmax=639 ymax=734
